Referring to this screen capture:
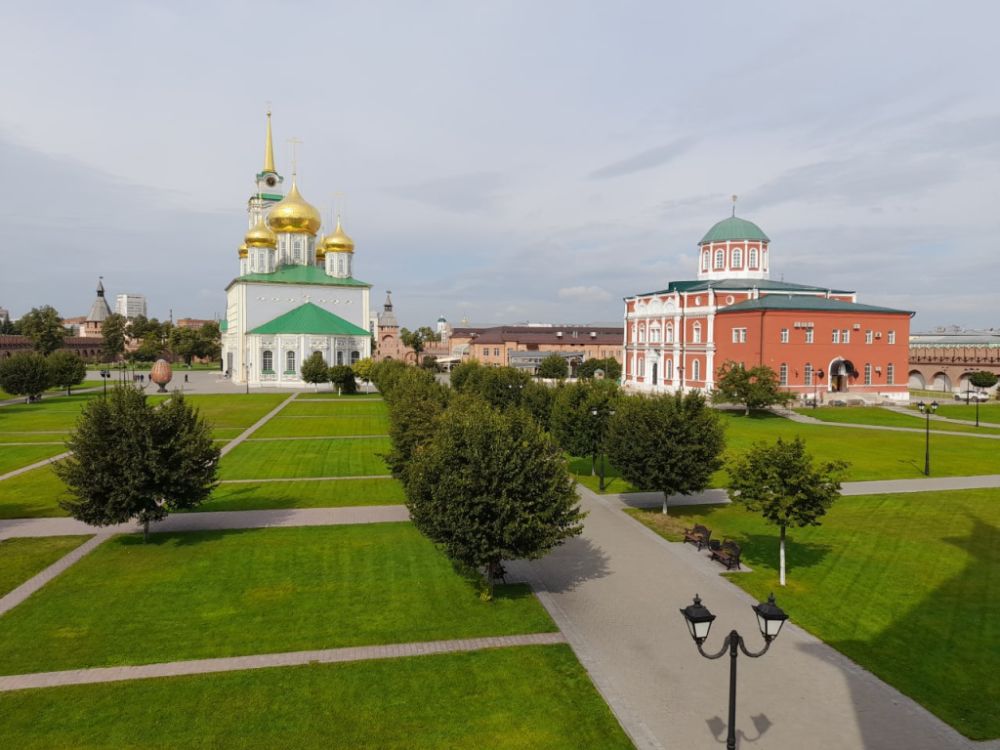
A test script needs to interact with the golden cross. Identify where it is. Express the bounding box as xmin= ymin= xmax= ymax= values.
xmin=287 ymin=137 xmax=303 ymax=176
